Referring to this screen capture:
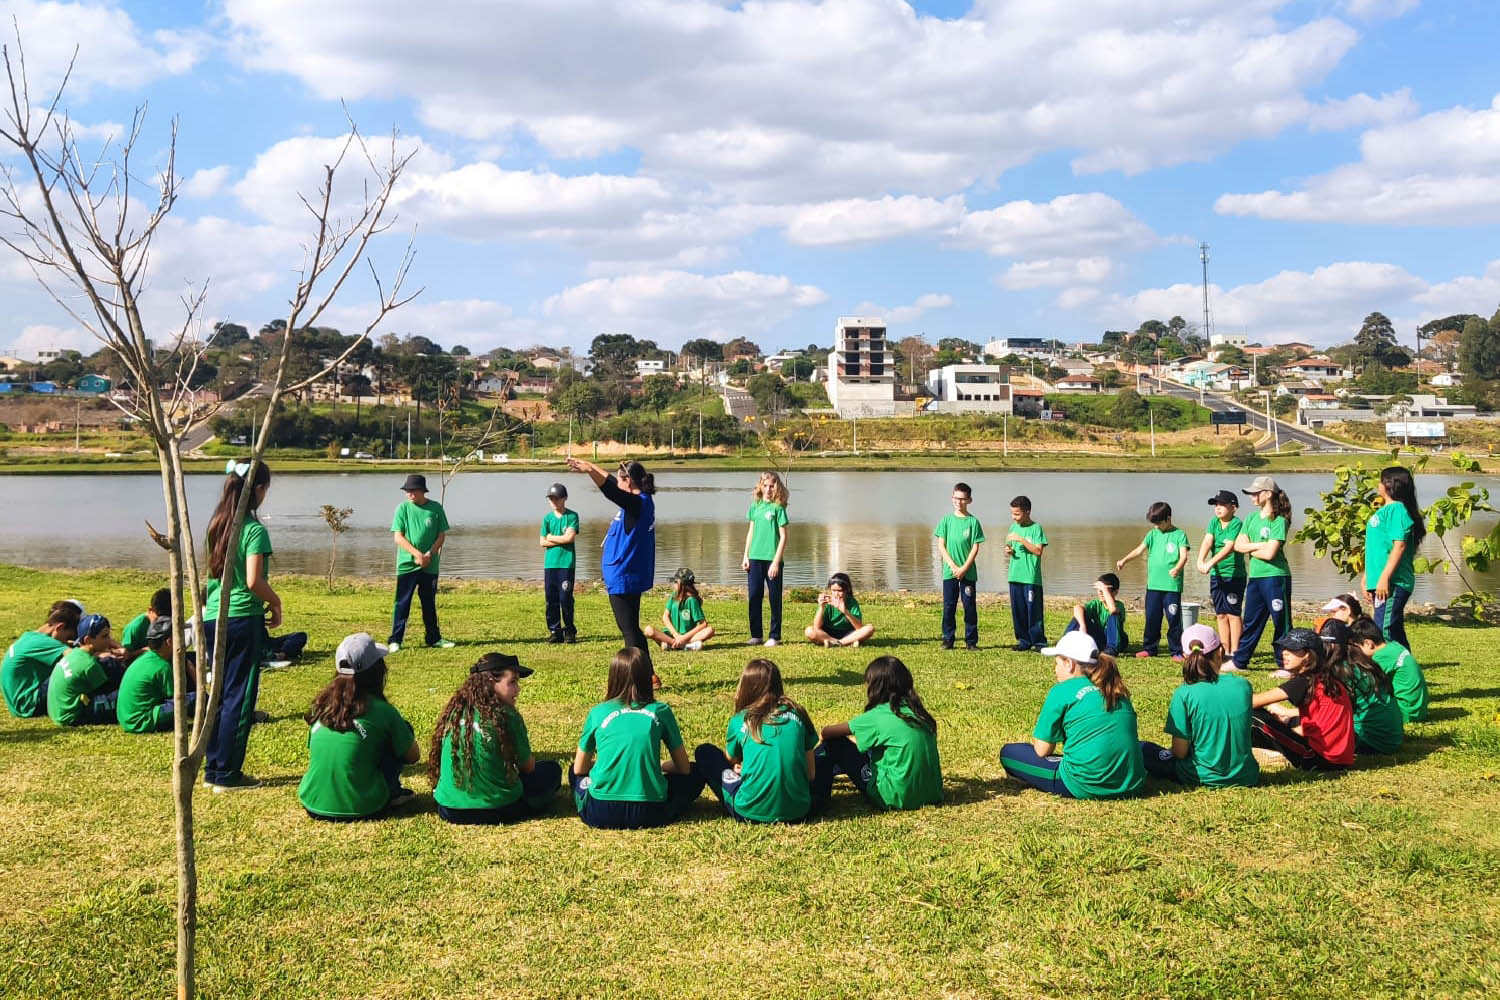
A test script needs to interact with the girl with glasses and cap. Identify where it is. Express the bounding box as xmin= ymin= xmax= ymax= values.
xmin=1139 ymin=624 xmax=1258 ymax=787
xmin=1230 ymin=476 xmax=1295 ymax=673
xmin=1248 ymin=627 xmax=1355 ymax=771
xmin=296 ymin=633 xmax=420 ymax=821
xmin=1000 ymin=631 xmax=1144 ymax=800
xmin=643 ymin=568 xmax=715 ymax=652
